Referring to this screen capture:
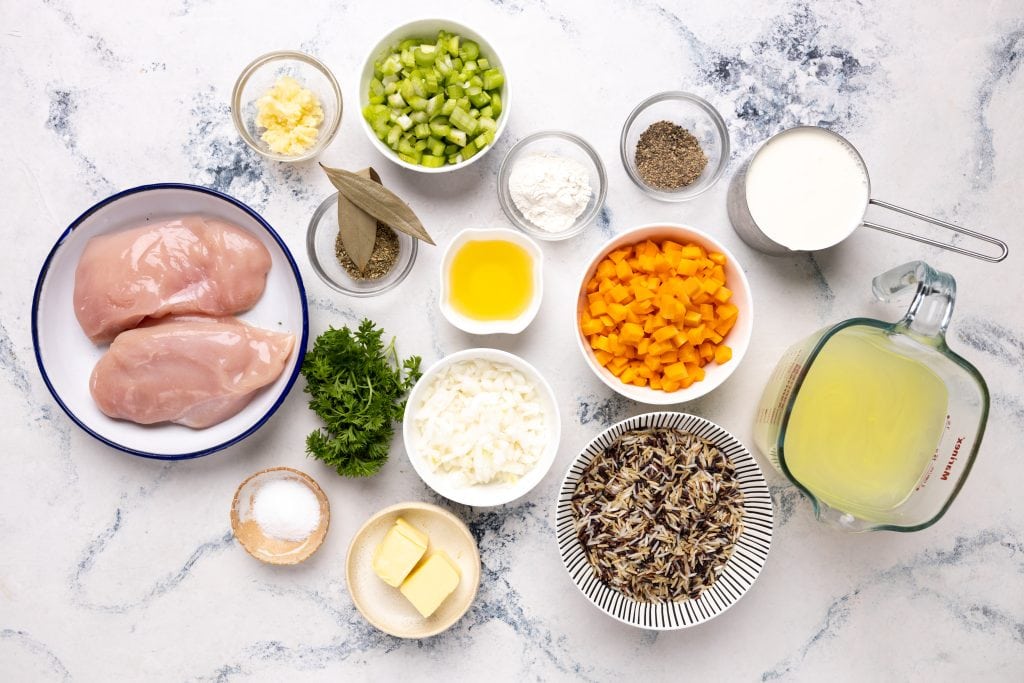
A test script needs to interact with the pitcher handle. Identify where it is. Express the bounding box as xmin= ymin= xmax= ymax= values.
xmin=863 ymin=199 xmax=1008 ymax=263
xmin=872 ymin=261 xmax=956 ymax=339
